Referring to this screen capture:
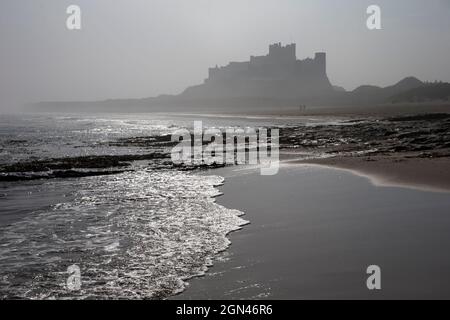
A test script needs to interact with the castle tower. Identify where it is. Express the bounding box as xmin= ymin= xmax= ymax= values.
xmin=268 ymin=43 xmax=296 ymax=63
xmin=314 ymin=52 xmax=326 ymax=75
